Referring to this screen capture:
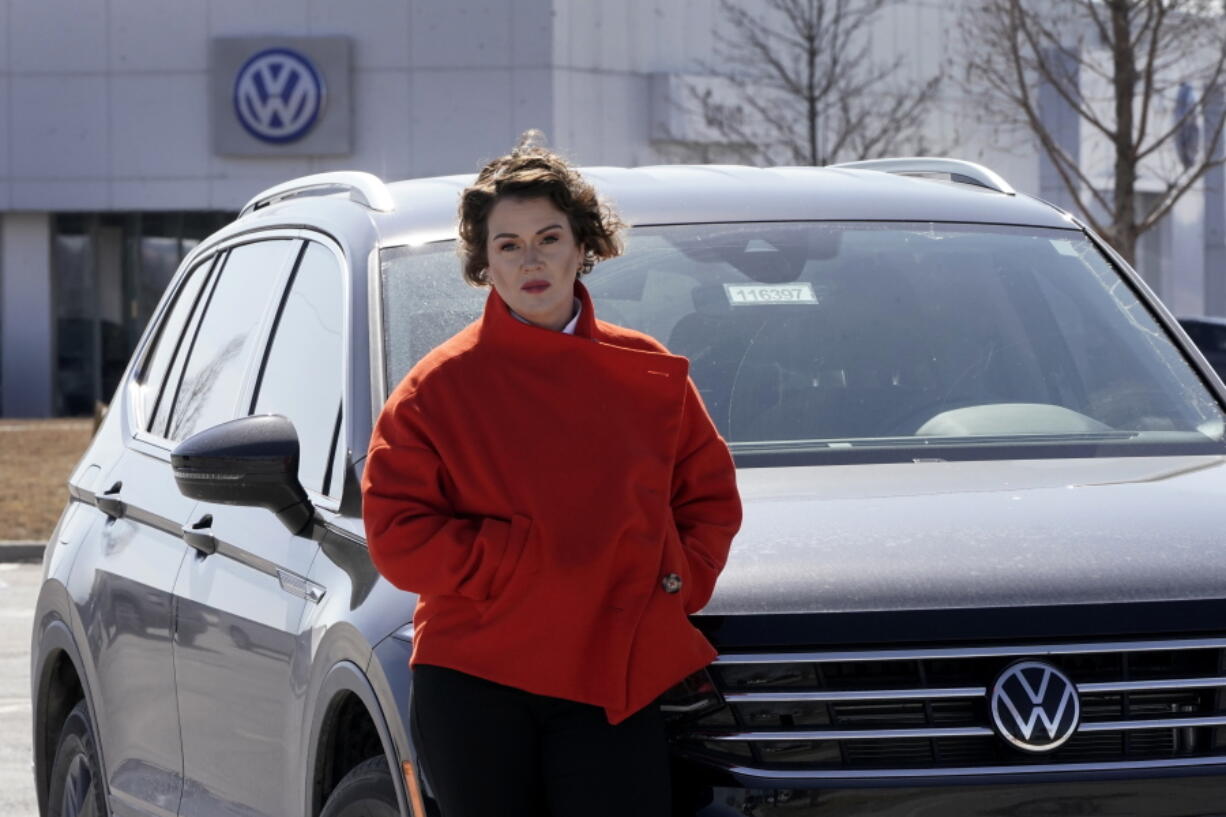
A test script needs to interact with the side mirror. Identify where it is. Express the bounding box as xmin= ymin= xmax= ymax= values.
xmin=171 ymin=414 xmax=314 ymax=535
